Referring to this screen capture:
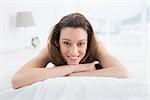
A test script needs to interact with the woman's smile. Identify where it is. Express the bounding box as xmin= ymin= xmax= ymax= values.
xmin=66 ymin=55 xmax=80 ymax=64
xmin=68 ymin=55 xmax=79 ymax=60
